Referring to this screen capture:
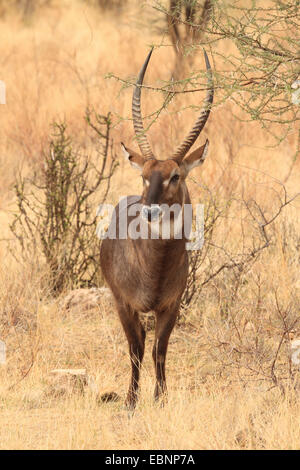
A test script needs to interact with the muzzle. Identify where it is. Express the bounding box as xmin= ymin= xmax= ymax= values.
xmin=142 ymin=204 xmax=162 ymax=222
